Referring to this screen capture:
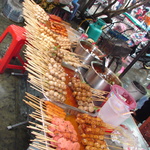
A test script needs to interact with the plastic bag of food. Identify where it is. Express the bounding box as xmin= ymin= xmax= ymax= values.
xmin=111 ymin=125 xmax=140 ymax=149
